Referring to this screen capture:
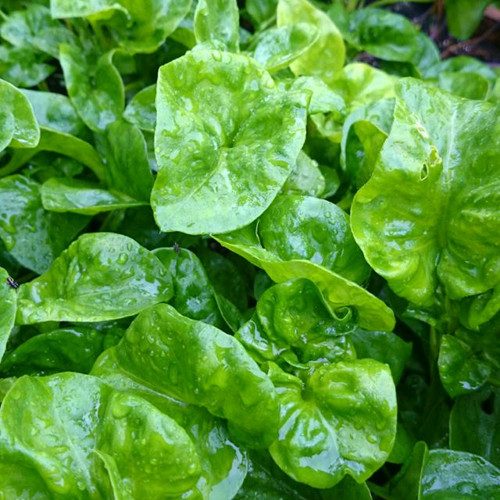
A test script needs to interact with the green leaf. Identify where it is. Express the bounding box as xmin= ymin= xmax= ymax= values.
xmin=445 ymin=0 xmax=489 ymax=40
xmin=347 ymin=8 xmax=425 ymax=65
xmin=438 ymin=325 xmax=499 ymax=398
xmin=214 ymin=224 xmax=395 ymax=331
xmin=351 ymin=78 xmax=500 ymax=308
xmin=60 ymin=45 xmax=124 ymax=132
xmin=383 ymin=441 xmax=429 ymax=500
xmin=327 ymin=476 xmax=372 ymax=500
xmin=246 ymin=0 xmax=278 ymax=27
xmin=96 ymin=303 xmax=279 ymax=448
xmin=97 ymin=392 xmax=201 ymax=498
xmin=194 ymin=0 xmax=239 ymax=51
xmin=236 ymin=278 xmax=357 ymax=366
xmin=250 ymin=23 xmax=319 ymax=73
xmin=2 ymin=129 xmax=107 ymax=182
xmin=0 ymin=78 xmax=39 ymax=151
xmin=0 ymin=45 xmax=54 ymax=88
xmin=95 ymin=120 xmax=153 ymax=201
xmin=17 ymin=232 xmax=173 ymax=323
xmin=268 ymin=360 xmax=397 ymax=488
xmin=0 ymin=462 xmax=52 ymax=498
xmin=0 ymin=175 xmax=89 ymax=274
xmin=123 ymin=85 xmax=156 ymax=132
xmin=0 ymin=373 xmax=201 ymax=497
xmin=259 ymin=195 xmax=370 ymax=283
xmin=435 ymin=72 xmax=490 ymax=100
xmin=21 ymin=89 xmax=86 ymax=136
xmin=450 ymin=389 xmax=499 ymax=467
xmin=0 ymin=267 xmax=16 ymax=364
xmin=0 ymin=324 xmax=123 ymax=376
xmin=152 ymin=49 xmax=307 ymax=234
xmin=340 ymin=98 xmax=394 ymax=189
xmin=234 ymin=450 xmax=320 ymax=499
xmin=277 ymin=0 xmax=345 ymax=85
xmin=282 ymin=151 xmax=325 ymax=197
xmin=51 ymin=0 xmax=192 ymax=54
xmin=41 ymin=178 xmax=147 ymax=215
xmin=153 ymin=247 xmax=227 ymax=328
xmin=310 ymin=63 xmax=395 ymax=143
xmin=421 ymin=450 xmax=500 ymax=498
xmin=92 ymin=347 xmax=248 ymax=499
xmin=330 ymin=63 xmax=396 ymax=112
xmin=351 ymin=328 xmax=411 ymax=382
xmin=0 ymin=4 xmax=75 ymax=58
